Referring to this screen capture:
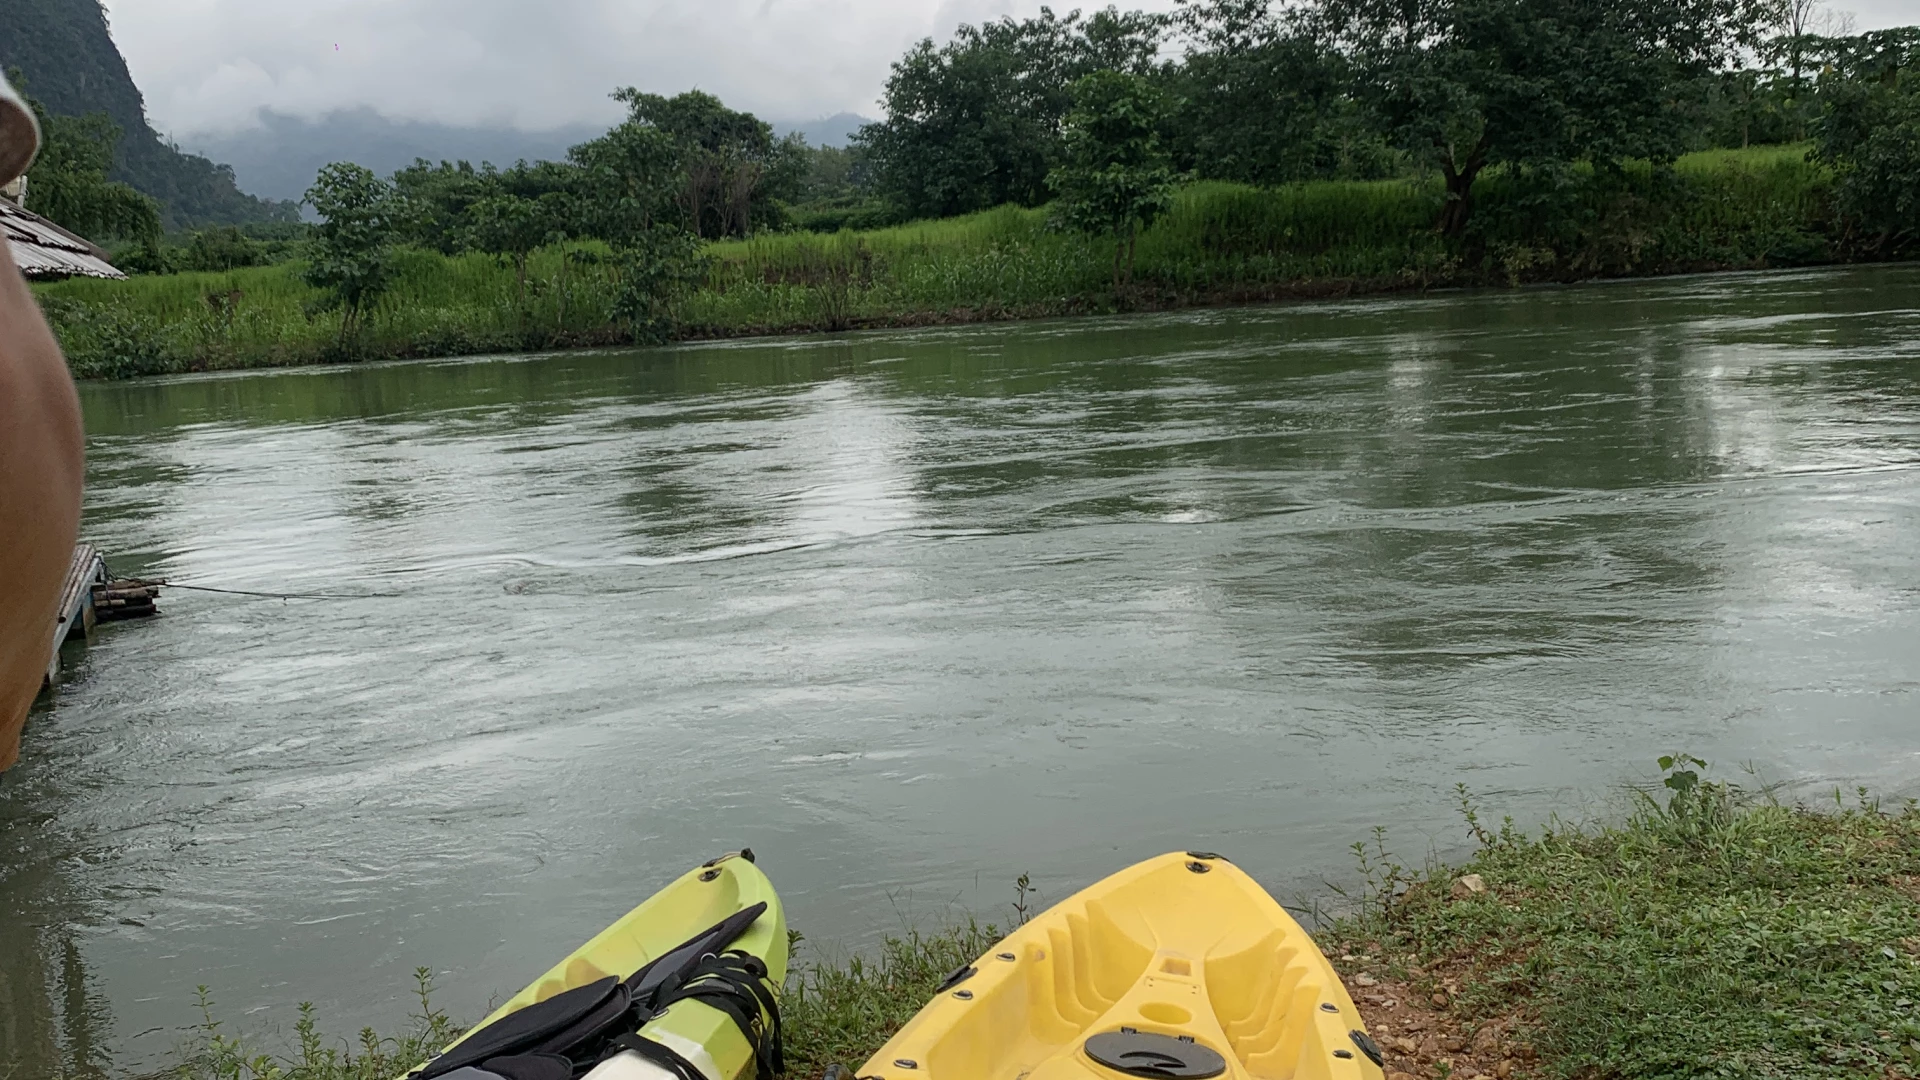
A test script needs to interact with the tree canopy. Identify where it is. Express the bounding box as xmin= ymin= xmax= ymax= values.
xmin=1324 ymin=0 xmax=1769 ymax=235
xmin=20 ymin=93 xmax=160 ymax=246
xmin=1049 ymin=70 xmax=1181 ymax=288
xmin=855 ymin=7 xmax=1166 ymax=220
